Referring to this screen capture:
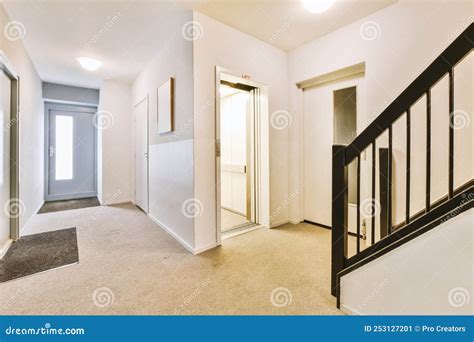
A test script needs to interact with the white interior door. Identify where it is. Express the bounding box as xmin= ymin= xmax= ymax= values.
xmin=0 ymin=70 xmax=11 ymax=250
xmin=303 ymin=76 xmax=365 ymax=228
xmin=134 ymin=98 xmax=148 ymax=212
